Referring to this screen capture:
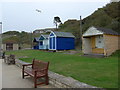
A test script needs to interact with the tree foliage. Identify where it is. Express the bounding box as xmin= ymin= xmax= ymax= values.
xmin=54 ymin=16 xmax=62 ymax=29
